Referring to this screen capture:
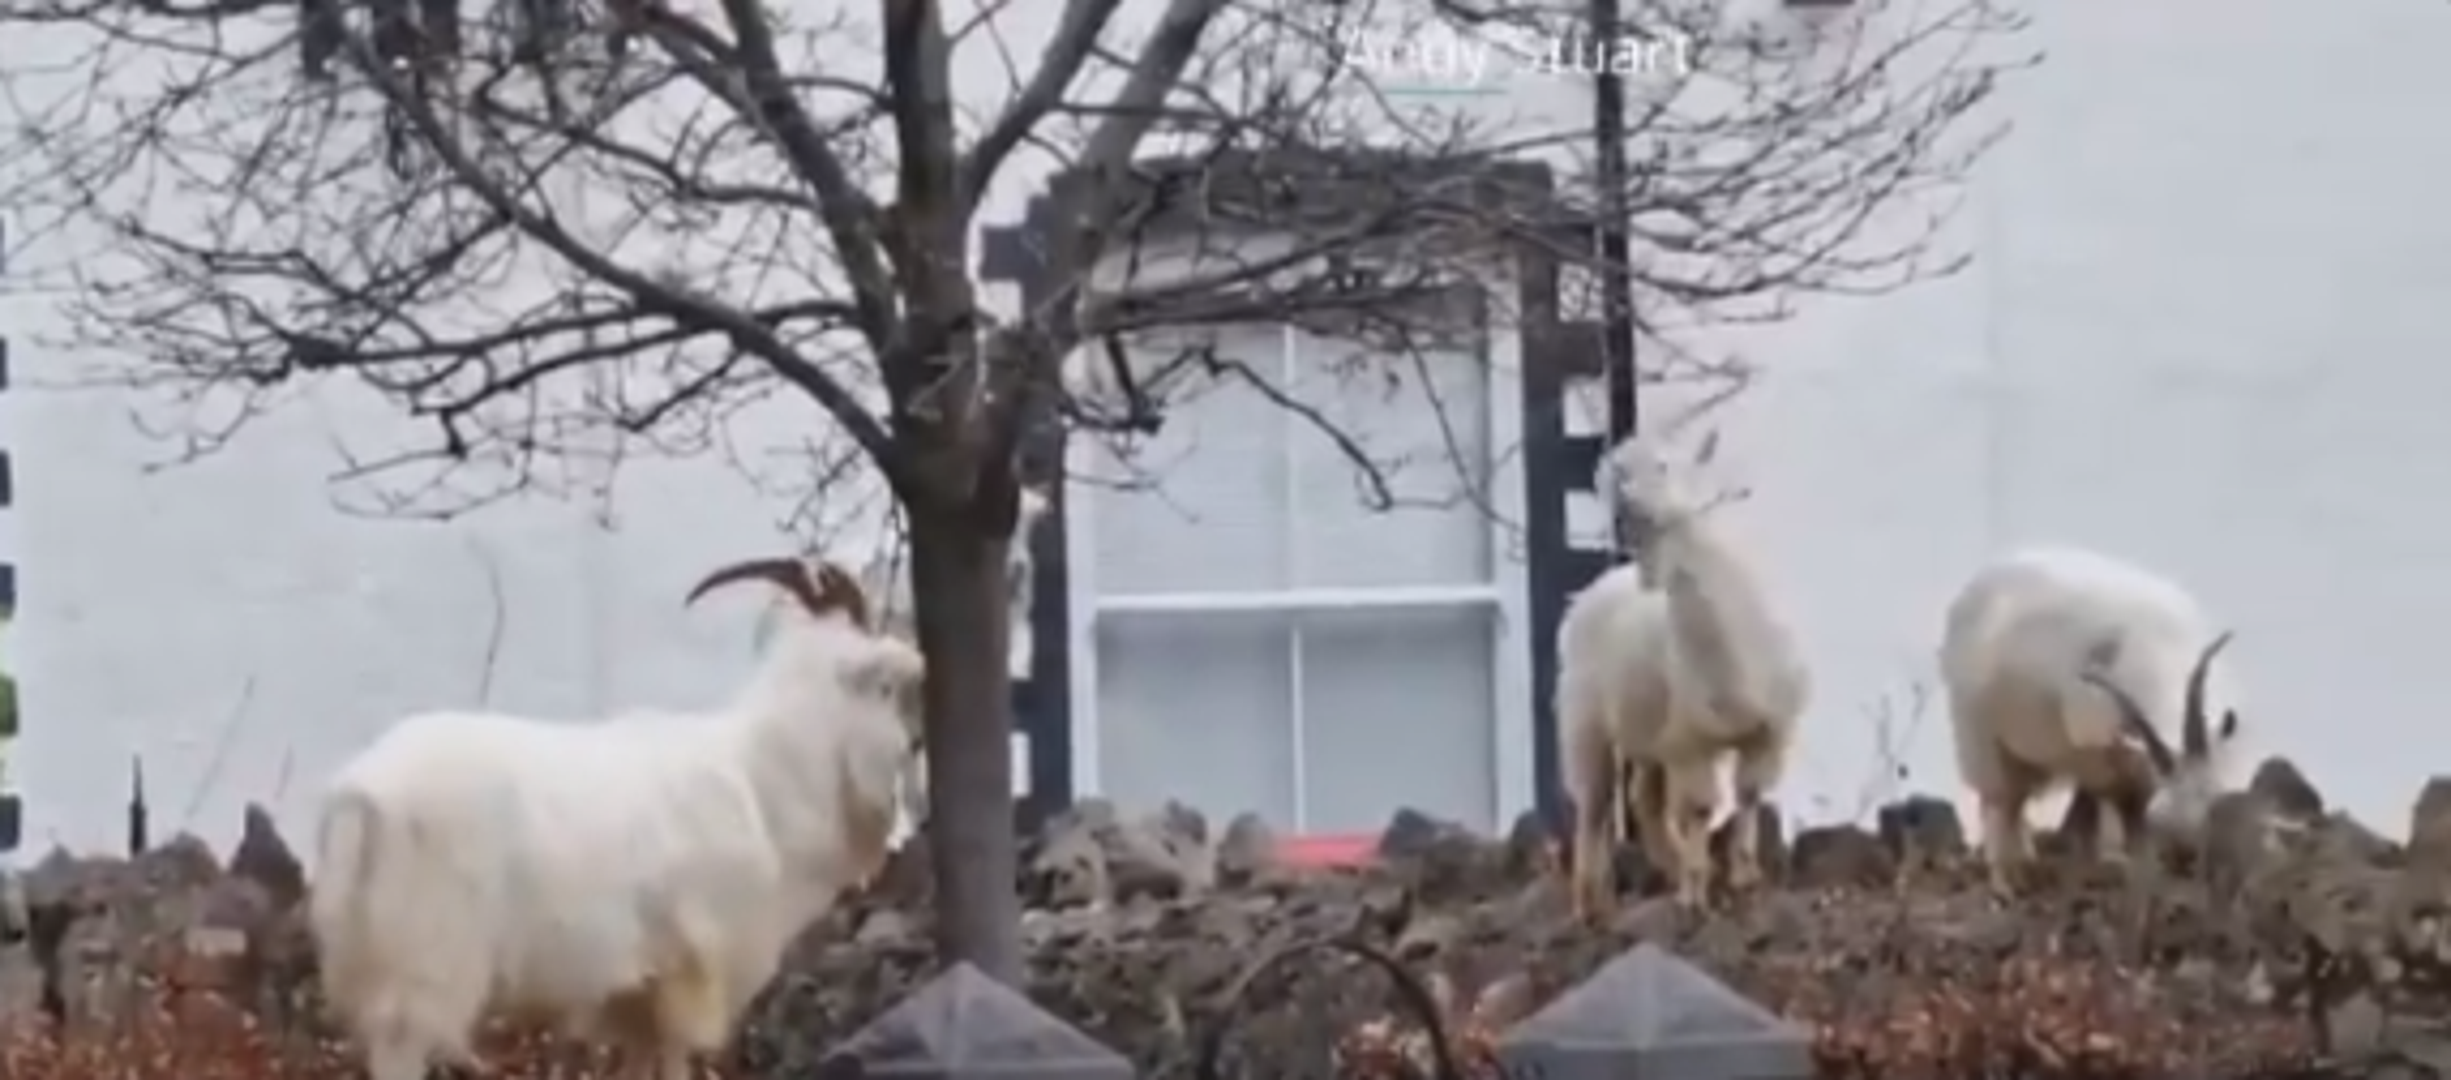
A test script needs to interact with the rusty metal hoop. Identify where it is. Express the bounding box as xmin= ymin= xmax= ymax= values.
xmin=1193 ymin=933 xmax=1471 ymax=1080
